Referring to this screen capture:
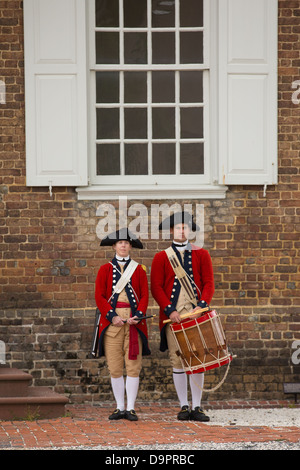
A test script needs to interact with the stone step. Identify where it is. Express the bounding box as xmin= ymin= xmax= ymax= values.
xmin=0 ymin=367 xmax=69 ymax=420
xmin=0 ymin=386 xmax=69 ymax=420
xmin=0 ymin=367 xmax=32 ymax=397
